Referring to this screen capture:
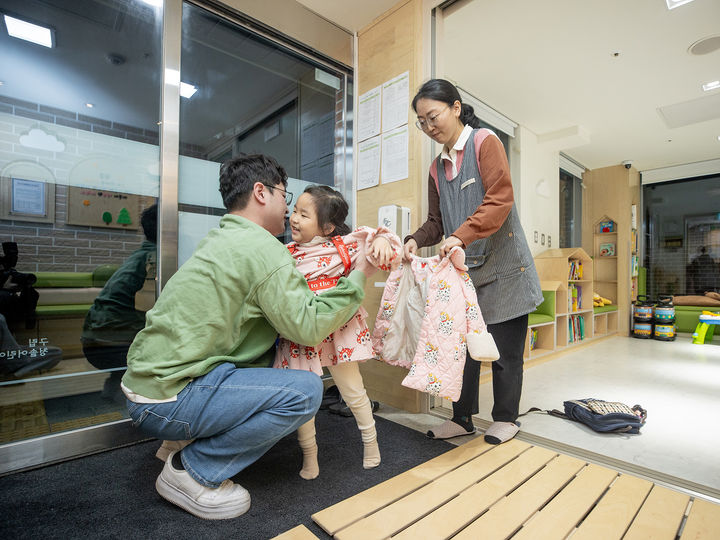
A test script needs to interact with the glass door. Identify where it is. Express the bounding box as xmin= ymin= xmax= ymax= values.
xmin=0 ymin=0 xmax=162 ymax=468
